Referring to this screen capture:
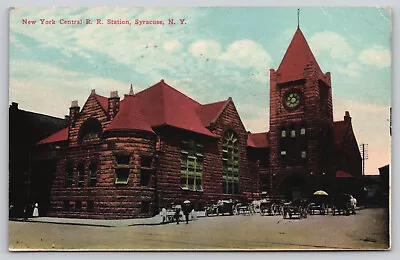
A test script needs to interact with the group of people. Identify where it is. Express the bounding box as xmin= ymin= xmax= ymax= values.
xmin=161 ymin=201 xmax=196 ymax=224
